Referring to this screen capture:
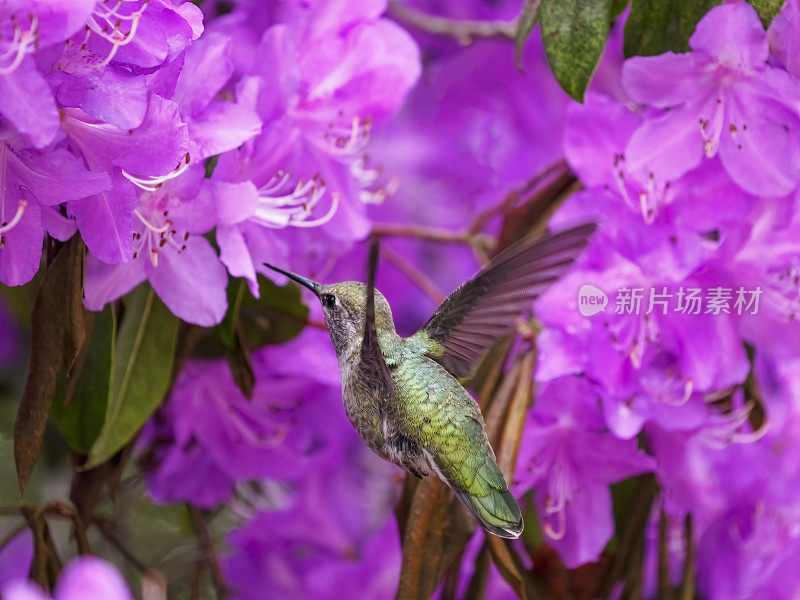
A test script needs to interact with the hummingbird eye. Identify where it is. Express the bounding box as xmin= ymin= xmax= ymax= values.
xmin=321 ymin=293 xmax=337 ymax=308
